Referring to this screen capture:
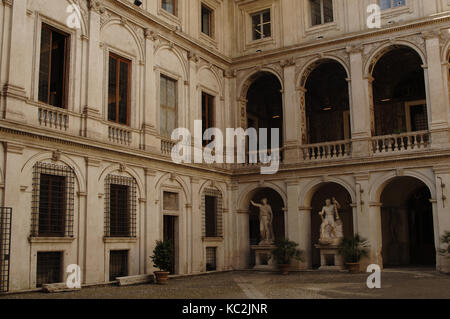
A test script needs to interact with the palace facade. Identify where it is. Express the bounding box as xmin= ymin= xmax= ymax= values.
xmin=1 ymin=0 xmax=450 ymax=292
